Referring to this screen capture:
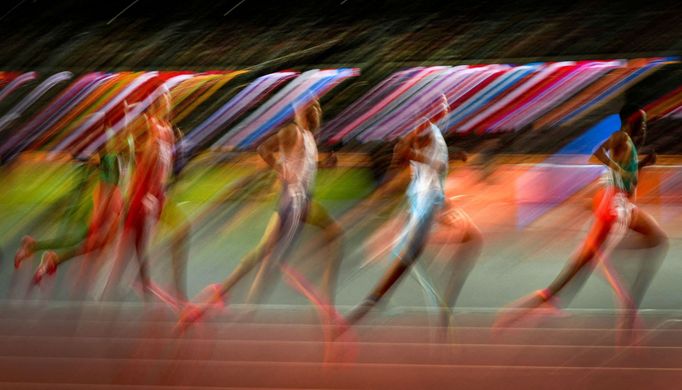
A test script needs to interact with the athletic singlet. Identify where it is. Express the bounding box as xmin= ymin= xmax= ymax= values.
xmin=390 ymin=123 xmax=448 ymax=262
xmin=406 ymin=123 xmax=448 ymax=204
xmin=129 ymin=117 xmax=174 ymax=215
xmin=99 ymin=153 xmax=120 ymax=185
xmin=608 ymin=137 xmax=638 ymax=195
xmin=278 ymin=126 xmax=317 ymax=195
xmin=145 ymin=117 xmax=174 ymax=197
